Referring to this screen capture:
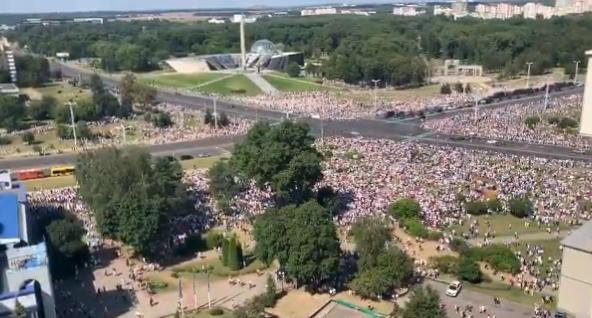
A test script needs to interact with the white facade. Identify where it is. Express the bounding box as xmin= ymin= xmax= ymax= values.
xmin=580 ymin=50 xmax=592 ymax=137
xmin=301 ymin=7 xmax=338 ymax=16
xmin=393 ymin=7 xmax=426 ymax=16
